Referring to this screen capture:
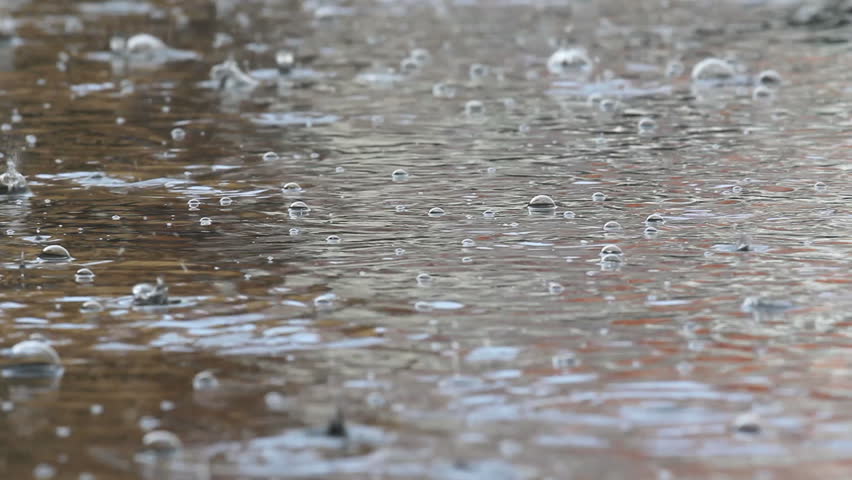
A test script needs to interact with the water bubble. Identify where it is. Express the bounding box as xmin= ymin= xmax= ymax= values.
xmin=410 ymin=48 xmax=431 ymax=64
xmin=132 ymin=277 xmax=169 ymax=306
xmin=428 ymin=207 xmax=446 ymax=217
xmin=731 ymin=185 xmax=743 ymax=194
xmin=600 ymin=244 xmax=623 ymax=257
xmin=192 ymin=370 xmax=220 ymax=391
xmin=313 ymin=292 xmax=336 ymax=309
xmin=733 ymin=412 xmax=761 ymax=434
xmin=752 ymin=86 xmax=773 ymax=101
xmin=25 ymin=134 xmax=37 ymax=146
xmin=75 ymin=268 xmax=95 ymax=282
xmin=462 ymin=257 xmax=473 ymax=263
xmin=592 ymin=192 xmax=607 ymax=202
xmin=199 ymin=217 xmax=212 ymax=226
xmin=275 ymin=49 xmax=295 ymax=74
xmin=4 ymin=340 xmax=63 ymax=378
xmin=33 ymin=463 xmax=56 ymax=479
xmin=400 ymin=57 xmax=421 ymax=74
xmin=432 ymin=82 xmax=456 ymax=98
xmin=289 ymin=227 xmax=300 ymax=236
xmin=219 ymin=197 xmax=233 ymax=206
xmin=288 ymin=201 xmax=310 ymax=216
xmin=39 ymin=245 xmax=71 ymax=261
xmin=603 ymin=221 xmax=622 ymax=232
xmin=637 ymin=117 xmax=657 ymax=133
xmin=395 ymin=205 xmax=407 ymax=212
xmin=645 ymin=213 xmax=665 ymax=225
xmin=814 ymin=181 xmax=827 ymax=191
xmin=644 ymin=226 xmax=659 ymax=237
xmin=483 ymin=209 xmax=496 ymax=218
xmin=394 ymin=248 xmax=405 ymax=255
xmin=112 ymin=214 xmax=121 ymax=221
xmin=756 ymin=69 xmax=782 ymax=87
xmin=142 ymin=430 xmax=182 ymax=455
xmin=282 ymin=182 xmax=303 ymax=193
xmin=691 ymin=57 xmax=735 ymax=83
xmin=391 ymin=168 xmax=409 ymax=180
xmin=262 ymin=151 xmax=280 ymax=161
xmin=187 ymin=198 xmax=201 ymax=209
xmin=547 ymin=47 xmax=593 ymax=77
xmin=170 ymin=128 xmax=186 ymax=141
xmin=416 ymin=272 xmax=433 ymax=286
xmin=469 ymin=63 xmax=490 ymax=82
xmin=600 ymin=253 xmax=624 ymax=264
xmin=528 ymin=194 xmax=556 ymax=209
xmin=80 ymin=300 xmax=103 ymax=313
xmin=464 ymin=100 xmax=485 ymax=116
xmin=562 ymin=211 xmax=576 ymax=219
xmin=326 ymin=235 xmax=341 ymax=244
xmin=548 ymin=282 xmax=565 ymax=294
xmin=461 ymin=238 xmax=476 ymax=248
